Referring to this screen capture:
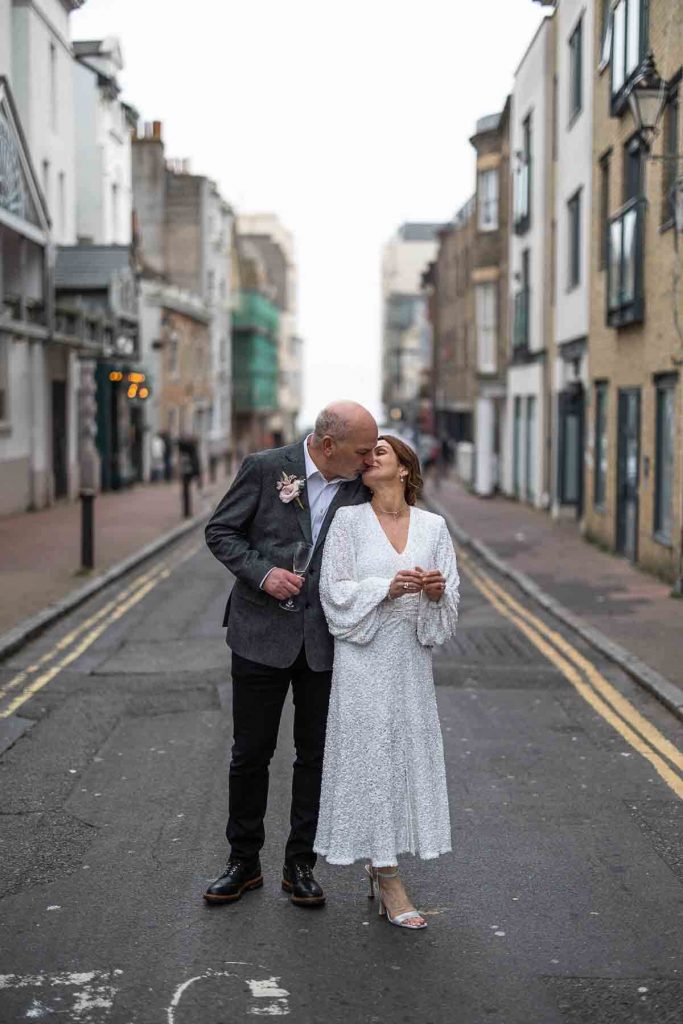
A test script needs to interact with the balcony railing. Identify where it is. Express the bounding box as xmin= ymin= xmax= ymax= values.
xmin=513 ymin=289 xmax=530 ymax=351
xmin=607 ymin=198 xmax=645 ymax=328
